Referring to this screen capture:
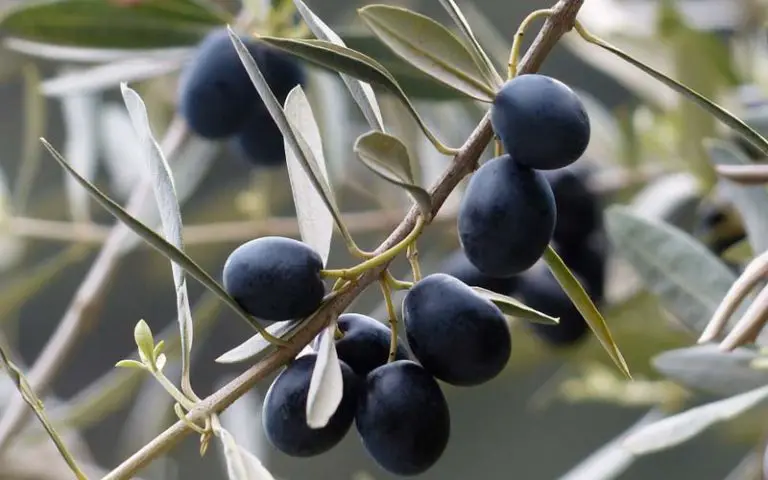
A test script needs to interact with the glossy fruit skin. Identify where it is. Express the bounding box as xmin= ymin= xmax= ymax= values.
xmin=458 ymin=154 xmax=557 ymax=277
xmin=178 ymin=28 xmax=265 ymax=139
xmin=440 ymin=249 xmax=519 ymax=296
xmin=543 ymin=166 xmax=602 ymax=248
xmin=355 ymin=360 xmax=450 ymax=476
xmin=262 ymin=354 xmax=359 ymax=457
xmin=222 ymin=236 xmax=325 ymax=322
xmin=491 ymin=74 xmax=590 ymax=170
xmin=403 ymin=273 xmax=512 ymax=386
xmin=335 ymin=313 xmax=410 ymax=376
xmin=233 ymin=47 xmax=306 ymax=167
xmin=517 ymin=264 xmax=591 ymax=347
